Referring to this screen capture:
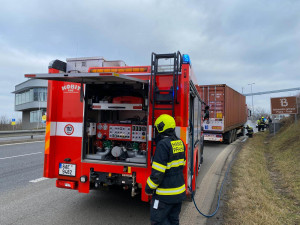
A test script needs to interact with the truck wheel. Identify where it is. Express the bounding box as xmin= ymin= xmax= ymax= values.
xmin=228 ymin=130 xmax=233 ymax=144
xmin=233 ymin=130 xmax=237 ymax=141
xmin=223 ymin=131 xmax=231 ymax=144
